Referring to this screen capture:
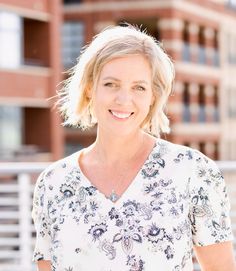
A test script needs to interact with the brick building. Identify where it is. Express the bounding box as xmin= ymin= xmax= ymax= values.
xmin=62 ymin=0 xmax=236 ymax=160
xmin=0 ymin=0 xmax=63 ymax=161
xmin=1 ymin=0 xmax=236 ymax=161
